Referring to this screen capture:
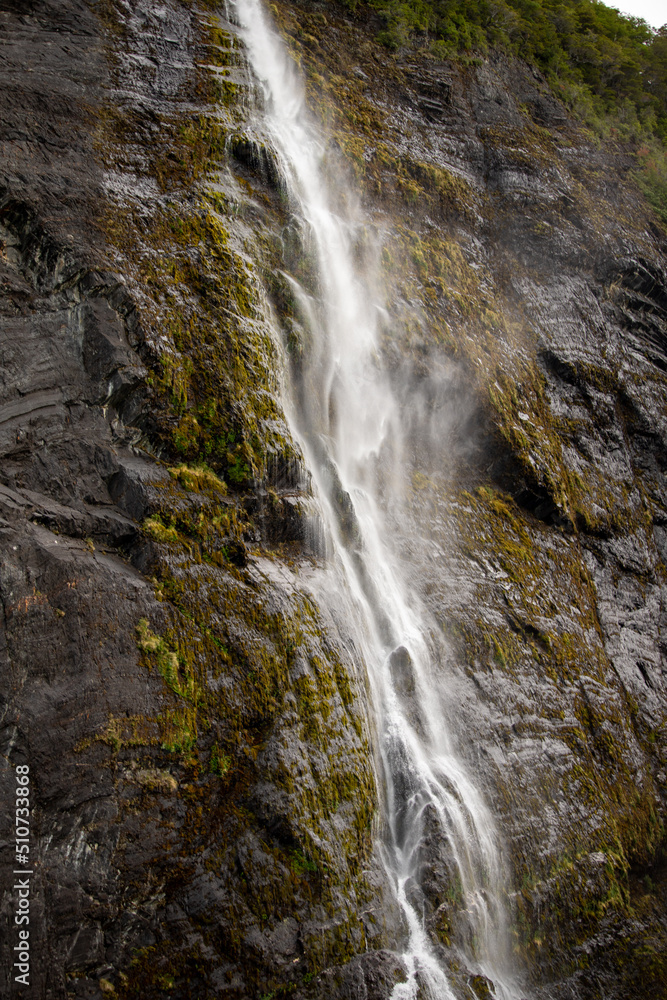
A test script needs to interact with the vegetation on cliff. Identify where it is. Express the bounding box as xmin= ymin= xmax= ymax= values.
xmin=345 ymin=0 xmax=667 ymax=218
xmin=267 ymin=1 xmax=667 ymax=992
